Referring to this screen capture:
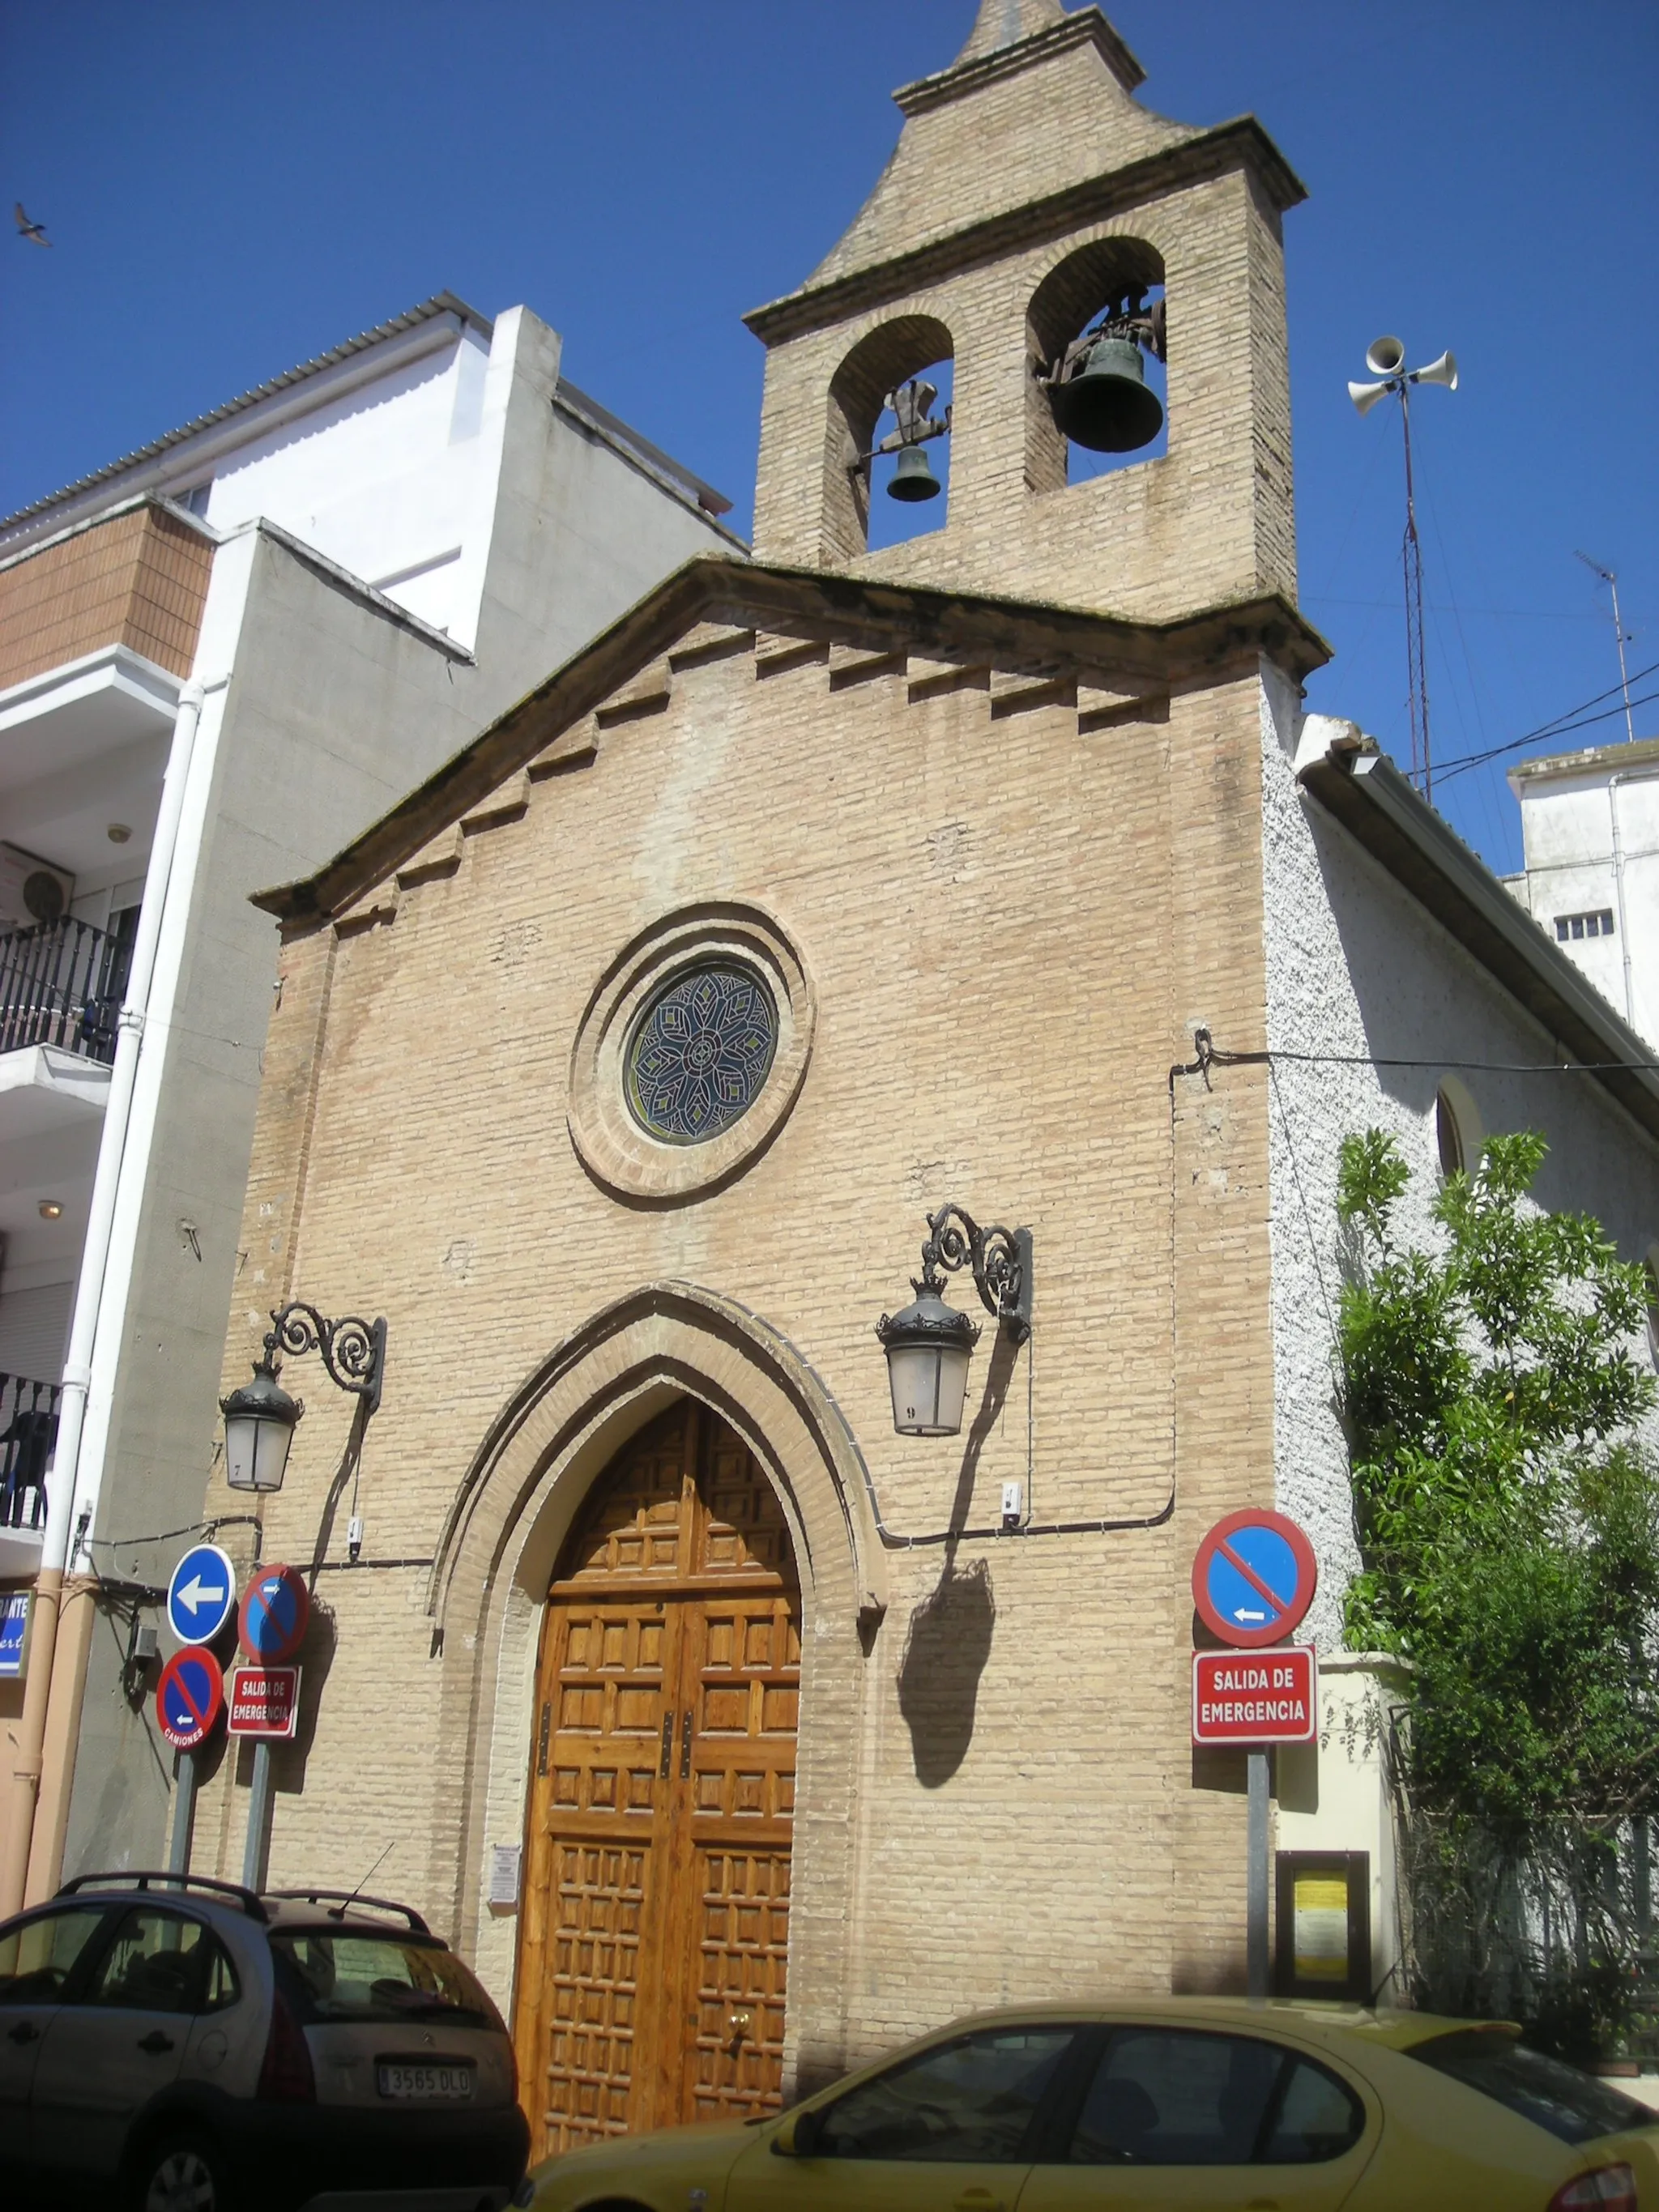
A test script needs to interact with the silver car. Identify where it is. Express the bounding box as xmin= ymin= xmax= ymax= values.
xmin=0 ymin=1870 xmax=531 ymax=2212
